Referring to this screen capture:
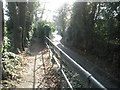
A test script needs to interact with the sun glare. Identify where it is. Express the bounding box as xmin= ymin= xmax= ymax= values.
xmin=45 ymin=0 xmax=71 ymax=10
xmin=45 ymin=0 xmax=74 ymax=10
xmin=41 ymin=0 xmax=75 ymax=21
